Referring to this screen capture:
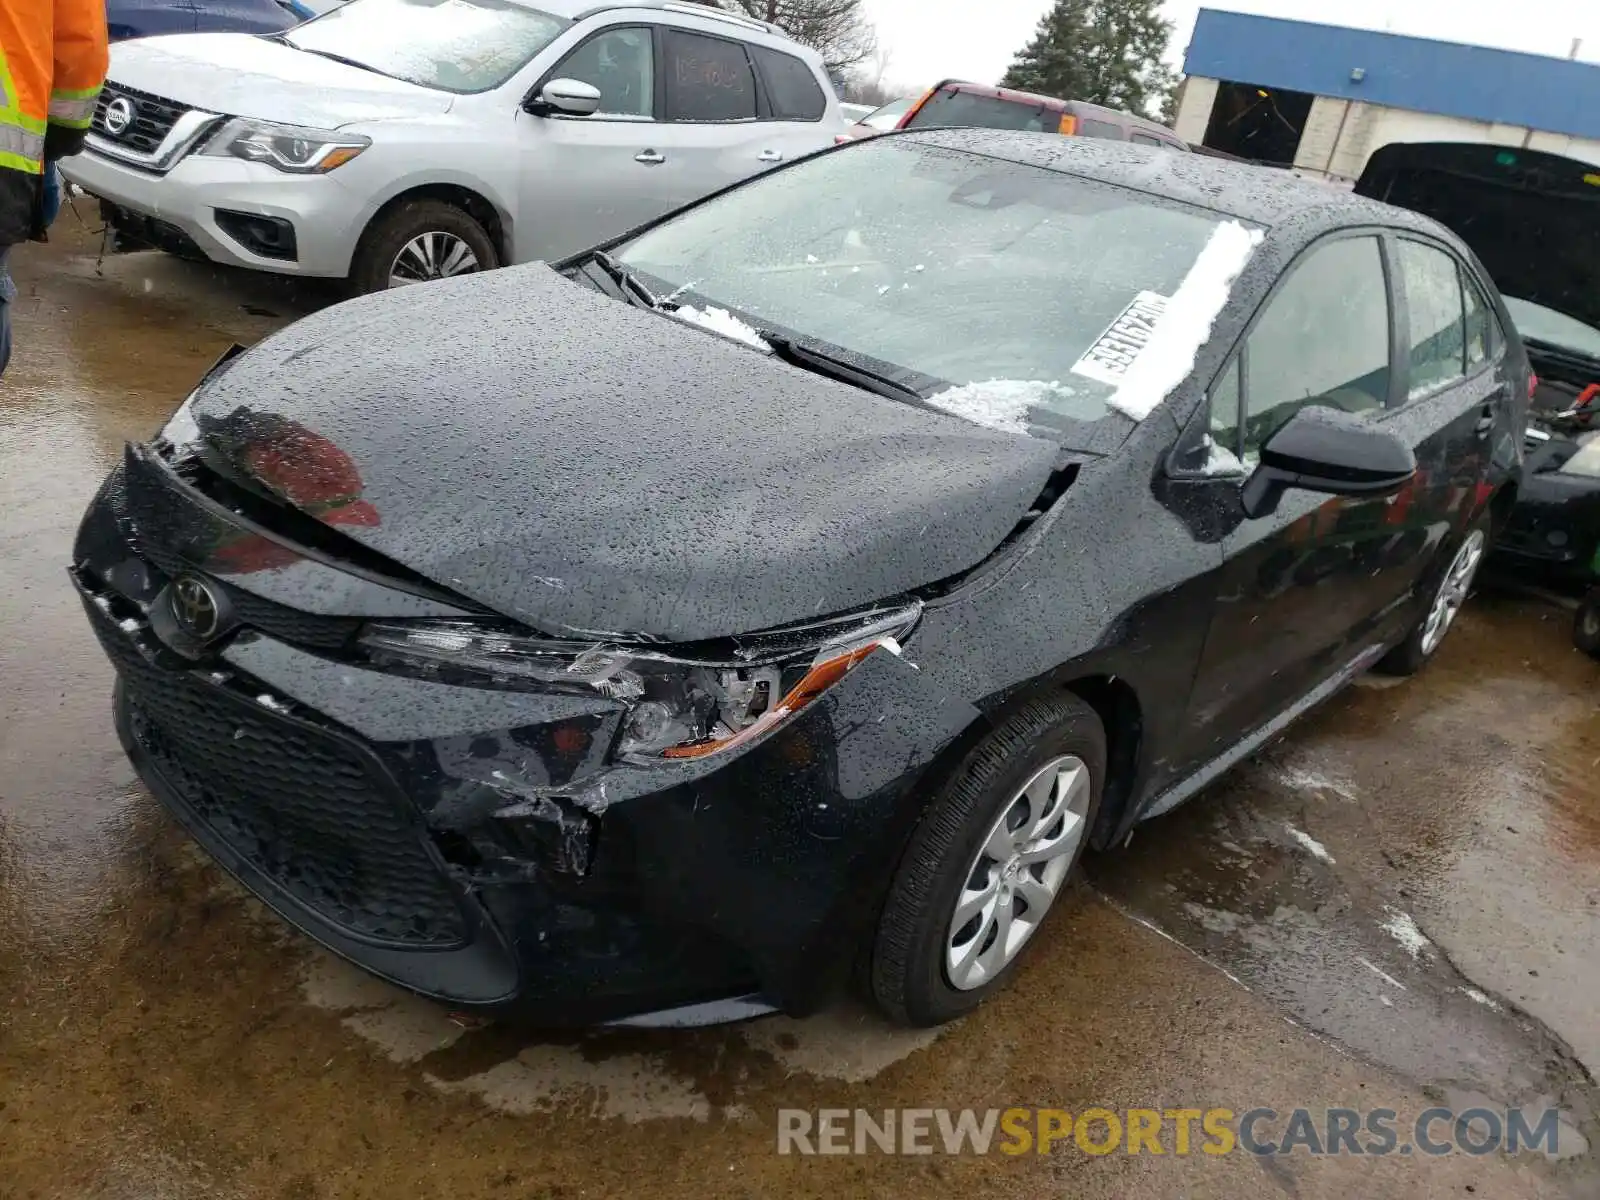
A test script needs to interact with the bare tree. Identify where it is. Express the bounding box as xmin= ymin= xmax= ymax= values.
xmin=686 ymin=0 xmax=878 ymax=75
xmin=841 ymin=41 xmax=898 ymax=105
